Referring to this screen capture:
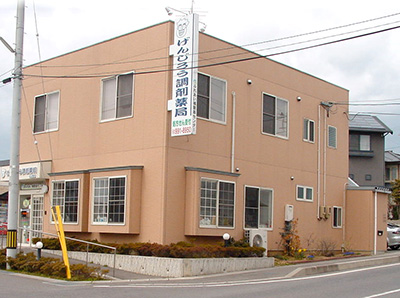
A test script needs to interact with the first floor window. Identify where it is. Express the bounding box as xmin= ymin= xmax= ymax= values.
xmin=333 ymin=206 xmax=342 ymax=228
xmin=34 ymin=91 xmax=60 ymax=133
xmin=93 ymin=177 xmax=126 ymax=224
xmin=303 ymin=118 xmax=315 ymax=142
xmin=52 ymin=180 xmax=79 ymax=223
xmin=296 ymin=185 xmax=313 ymax=202
xmin=199 ymin=178 xmax=235 ymax=228
xmin=245 ymin=186 xmax=273 ymax=229
xmin=101 ymin=72 xmax=134 ymax=121
xmin=262 ymin=93 xmax=288 ymax=138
